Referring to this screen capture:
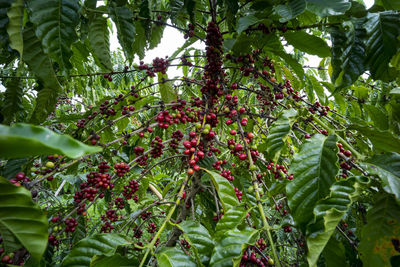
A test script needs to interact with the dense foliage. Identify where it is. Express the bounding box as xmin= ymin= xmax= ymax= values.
xmin=0 ymin=0 xmax=400 ymax=266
